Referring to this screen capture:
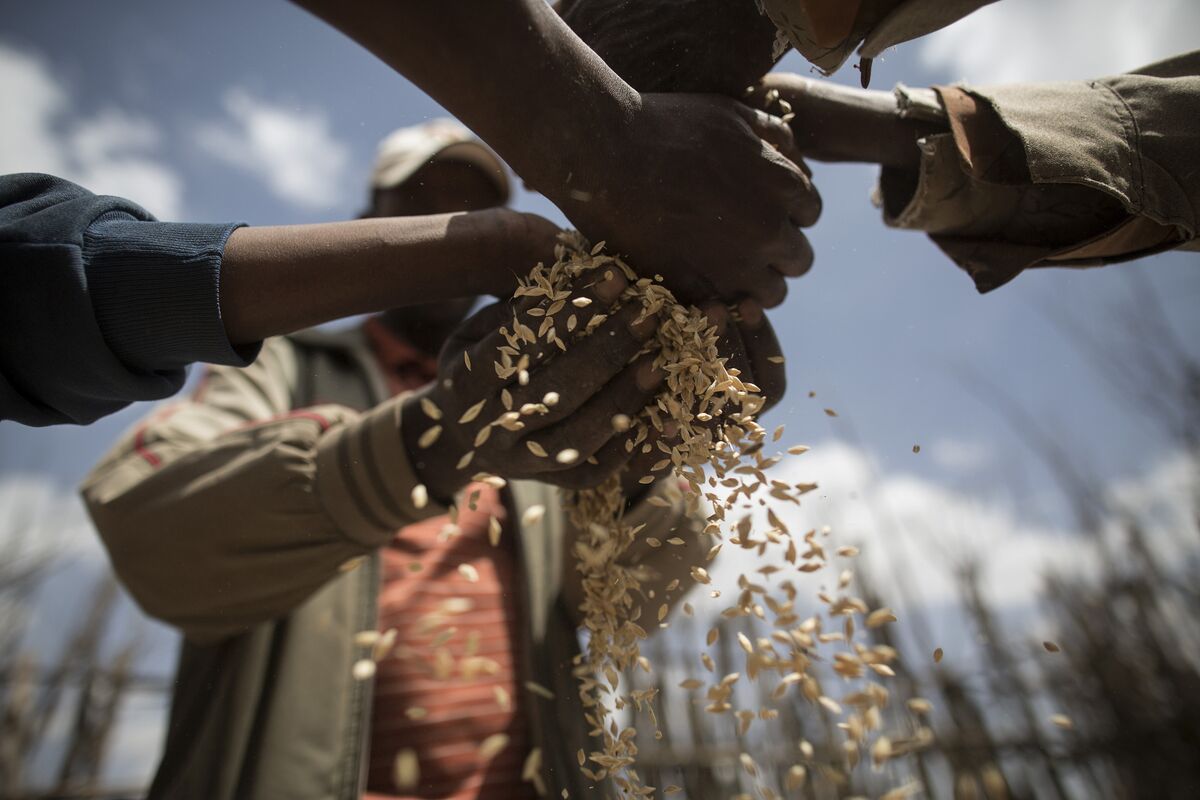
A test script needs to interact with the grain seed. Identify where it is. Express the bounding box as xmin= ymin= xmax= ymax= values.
xmin=420 ymin=396 xmax=442 ymax=421
xmin=522 ymin=505 xmax=546 ymax=527
xmin=459 ymin=399 xmax=487 ymax=424
xmin=525 ymin=680 xmax=556 ymax=700
xmin=479 ymin=733 xmax=510 ymax=761
xmin=418 ymin=425 xmax=442 ymax=449
xmin=411 ymin=484 xmax=429 ymax=510
xmin=394 ymin=749 xmax=419 ymax=790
